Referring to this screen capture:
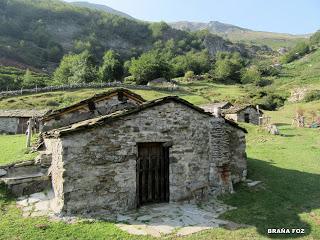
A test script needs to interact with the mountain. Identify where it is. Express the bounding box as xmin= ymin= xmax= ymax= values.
xmin=0 ymin=0 xmax=265 ymax=73
xmin=70 ymin=1 xmax=135 ymax=20
xmin=170 ymin=21 xmax=250 ymax=34
xmin=170 ymin=21 xmax=309 ymax=49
